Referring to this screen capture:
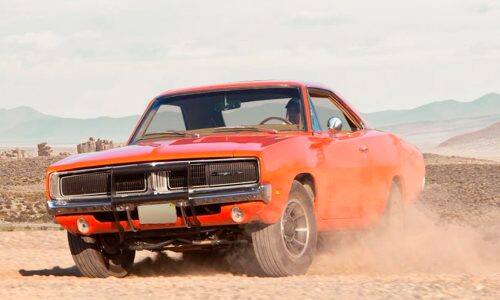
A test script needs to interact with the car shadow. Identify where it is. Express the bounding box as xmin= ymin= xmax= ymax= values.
xmin=18 ymin=266 xmax=82 ymax=277
xmin=17 ymin=251 xmax=255 ymax=278
xmin=130 ymin=251 xmax=234 ymax=277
